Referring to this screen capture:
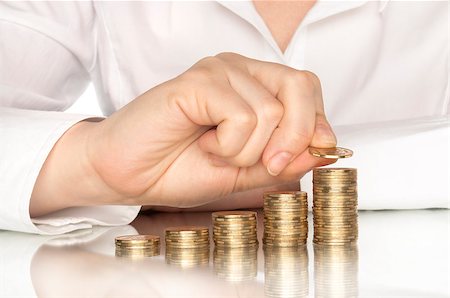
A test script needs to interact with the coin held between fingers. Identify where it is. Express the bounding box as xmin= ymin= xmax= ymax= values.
xmin=309 ymin=147 xmax=353 ymax=159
